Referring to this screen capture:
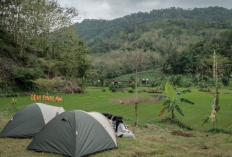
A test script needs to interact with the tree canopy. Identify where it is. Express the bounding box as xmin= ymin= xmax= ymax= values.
xmin=0 ymin=0 xmax=89 ymax=93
